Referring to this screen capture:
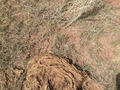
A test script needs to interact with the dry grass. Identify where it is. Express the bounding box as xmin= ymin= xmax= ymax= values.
xmin=1 ymin=0 xmax=120 ymax=90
